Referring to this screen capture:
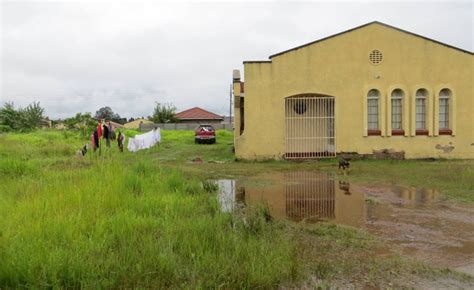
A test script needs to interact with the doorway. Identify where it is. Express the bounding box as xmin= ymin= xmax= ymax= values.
xmin=285 ymin=95 xmax=336 ymax=159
